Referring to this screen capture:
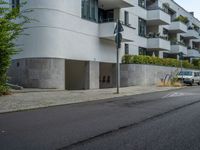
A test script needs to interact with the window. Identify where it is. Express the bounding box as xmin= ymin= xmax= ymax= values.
xmin=125 ymin=44 xmax=129 ymax=54
xmin=82 ymin=0 xmax=98 ymax=22
xmin=194 ymin=72 xmax=198 ymax=77
xmin=138 ymin=0 xmax=146 ymax=8
xmin=139 ymin=47 xmax=146 ymax=55
xmin=99 ymin=9 xmax=114 ymax=23
xmin=12 ymin=0 xmax=20 ymax=8
xmin=124 ymin=11 xmax=129 ymax=25
xmin=138 ymin=18 xmax=146 ymax=37
xmin=163 ymin=28 xmax=168 ymax=35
